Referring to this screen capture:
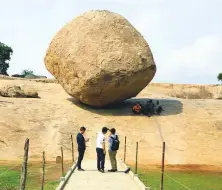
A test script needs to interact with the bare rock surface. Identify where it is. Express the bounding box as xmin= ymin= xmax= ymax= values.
xmin=0 ymin=79 xmax=222 ymax=167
